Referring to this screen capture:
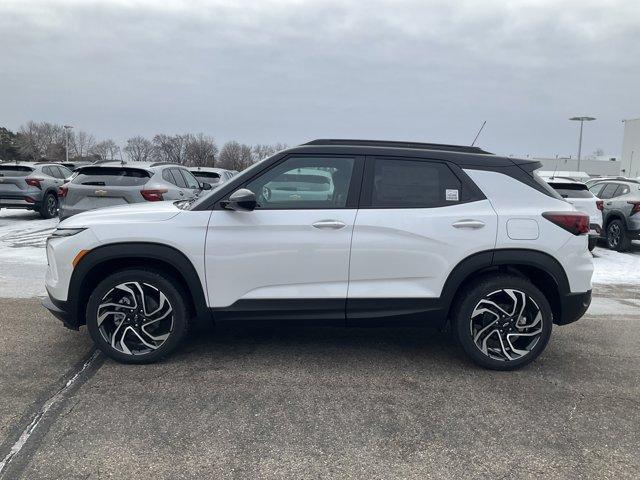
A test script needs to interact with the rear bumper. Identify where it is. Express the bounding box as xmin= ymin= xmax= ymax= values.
xmin=42 ymin=294 xmax=80 ymax=330
xmin=556 ymin=290 xmax=592 ymax=326
xmin=0 ymin=194 xmax=40 ymax=208
xmin=588 ymin=223 xmax=602 ymax=237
